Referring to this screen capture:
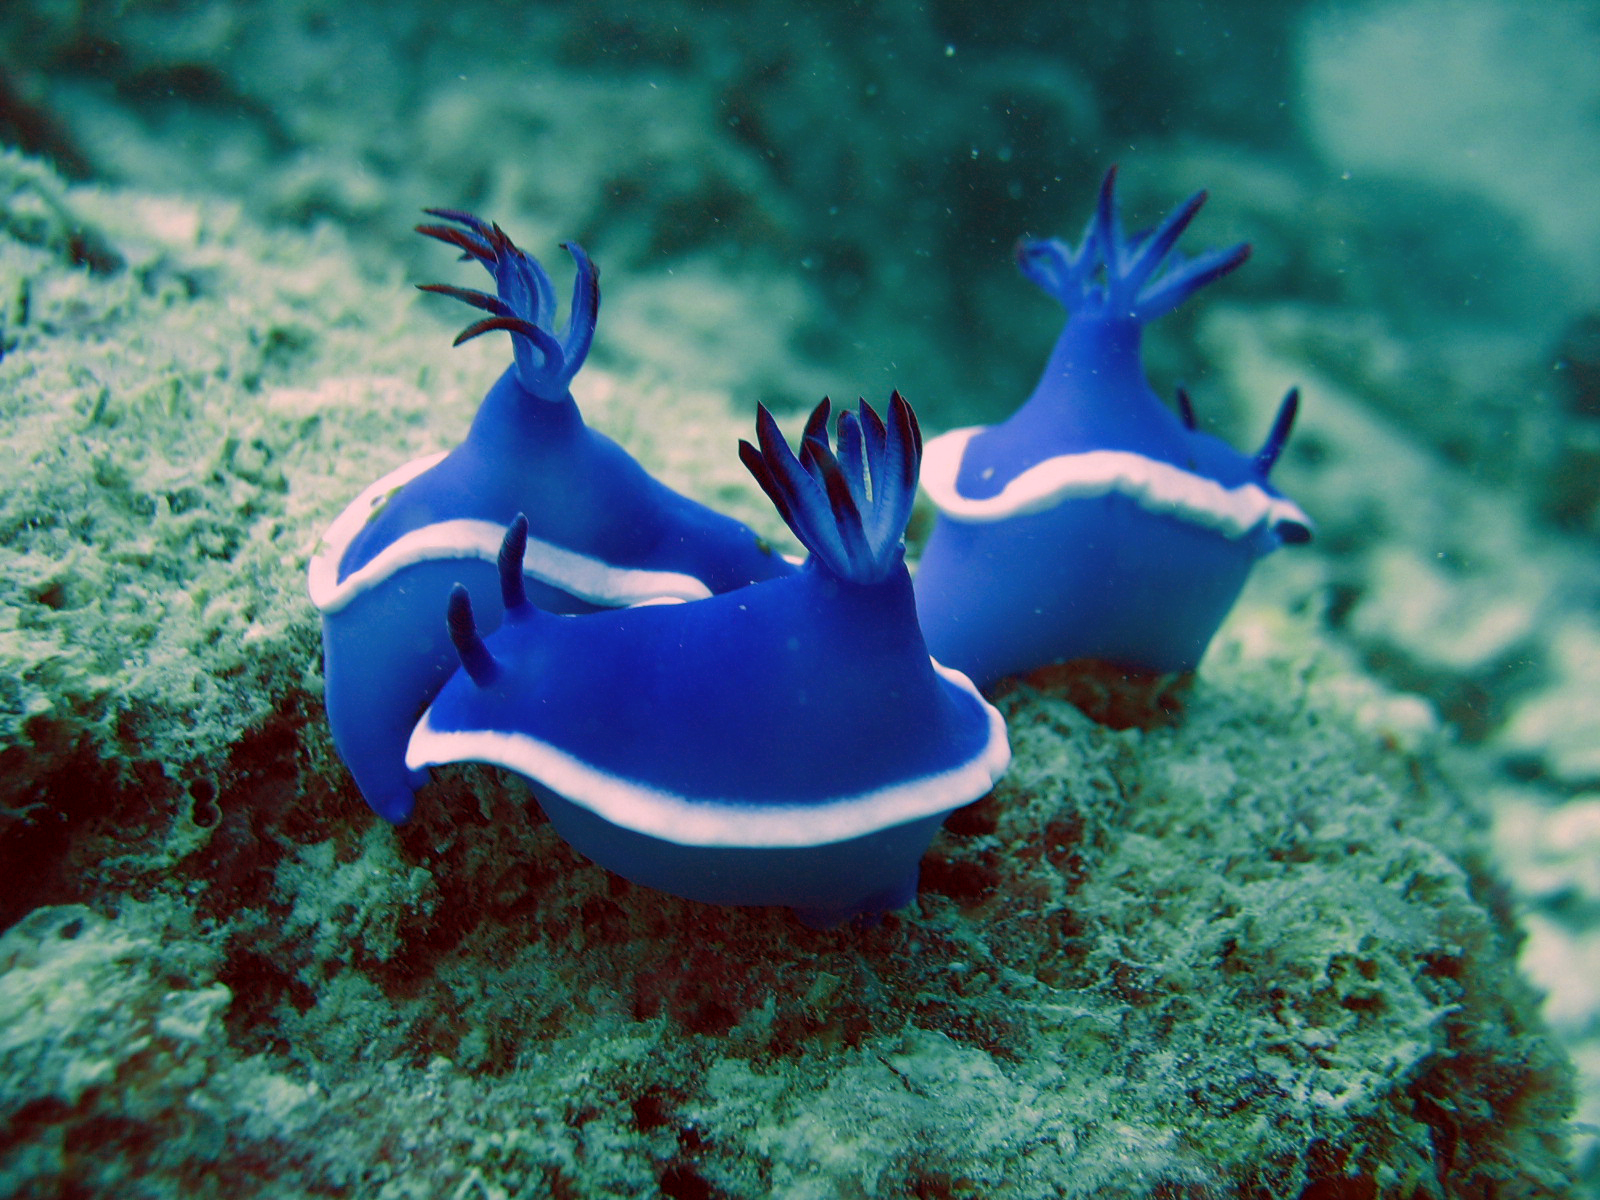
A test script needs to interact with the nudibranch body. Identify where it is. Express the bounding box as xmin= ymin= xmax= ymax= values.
xmin=309 ymin=212 xmax=792 ymax=824
xmin=914 ymin=170 xmax=1311 ymax=690
xmin=407 ymin=394 xmax=1010 ymax=926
